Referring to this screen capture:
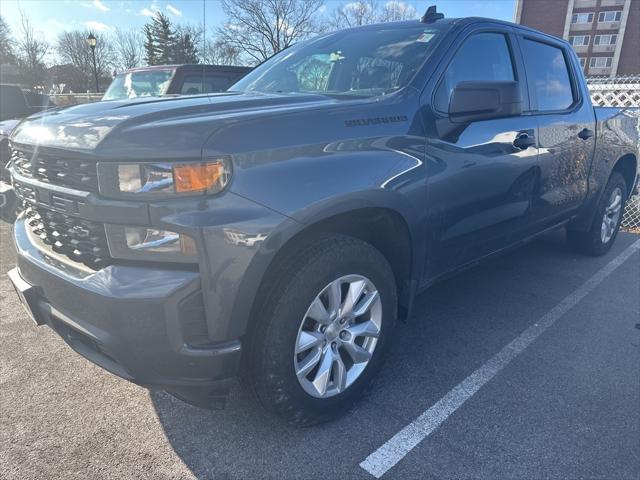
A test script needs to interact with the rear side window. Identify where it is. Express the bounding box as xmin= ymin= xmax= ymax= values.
xmin=0 ymin=86 xmax=25 ymax=113
xmin=180 ymin=74 xmax=232 ymax=95
xmin=434 ymin=32 xmax=515 ymax=112
xmin=521 ymin=39 xmax=575 ymax=112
